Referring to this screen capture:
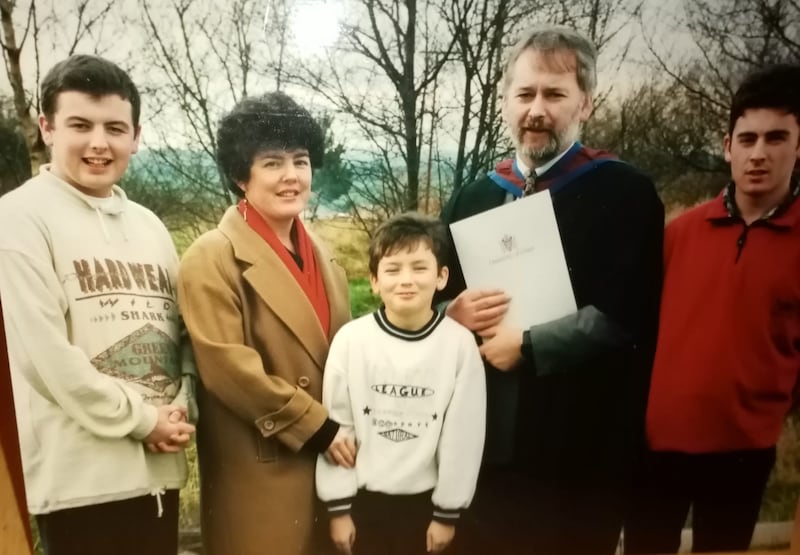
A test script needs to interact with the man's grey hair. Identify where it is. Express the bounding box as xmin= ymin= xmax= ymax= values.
xmin=501 ymin=24 xmax=598 ymax=95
